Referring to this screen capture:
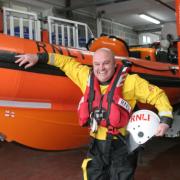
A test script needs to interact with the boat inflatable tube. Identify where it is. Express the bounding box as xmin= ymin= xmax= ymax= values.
xmin=87 ymin=35 xmax=129 ymax=57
